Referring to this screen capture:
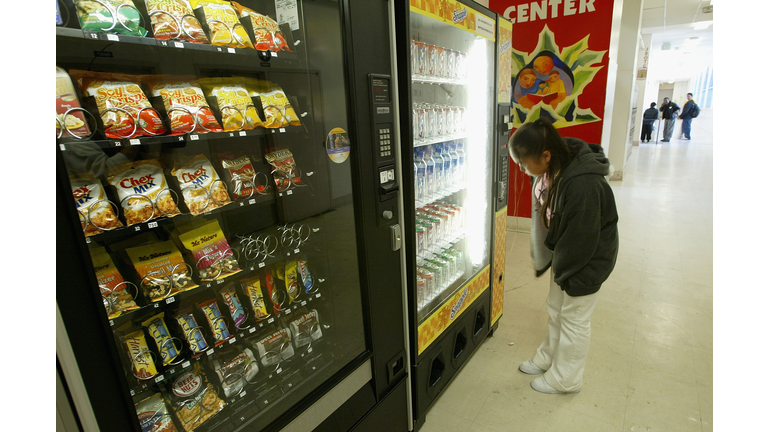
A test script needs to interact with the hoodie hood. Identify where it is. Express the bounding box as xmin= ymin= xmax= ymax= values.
xmin=561 ymin=137 xmax=610 ymax=181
